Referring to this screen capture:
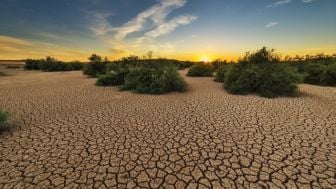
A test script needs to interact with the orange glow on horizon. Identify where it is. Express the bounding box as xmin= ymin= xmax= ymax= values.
xmin=199 ymin=56 xmax=211 ymax=63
